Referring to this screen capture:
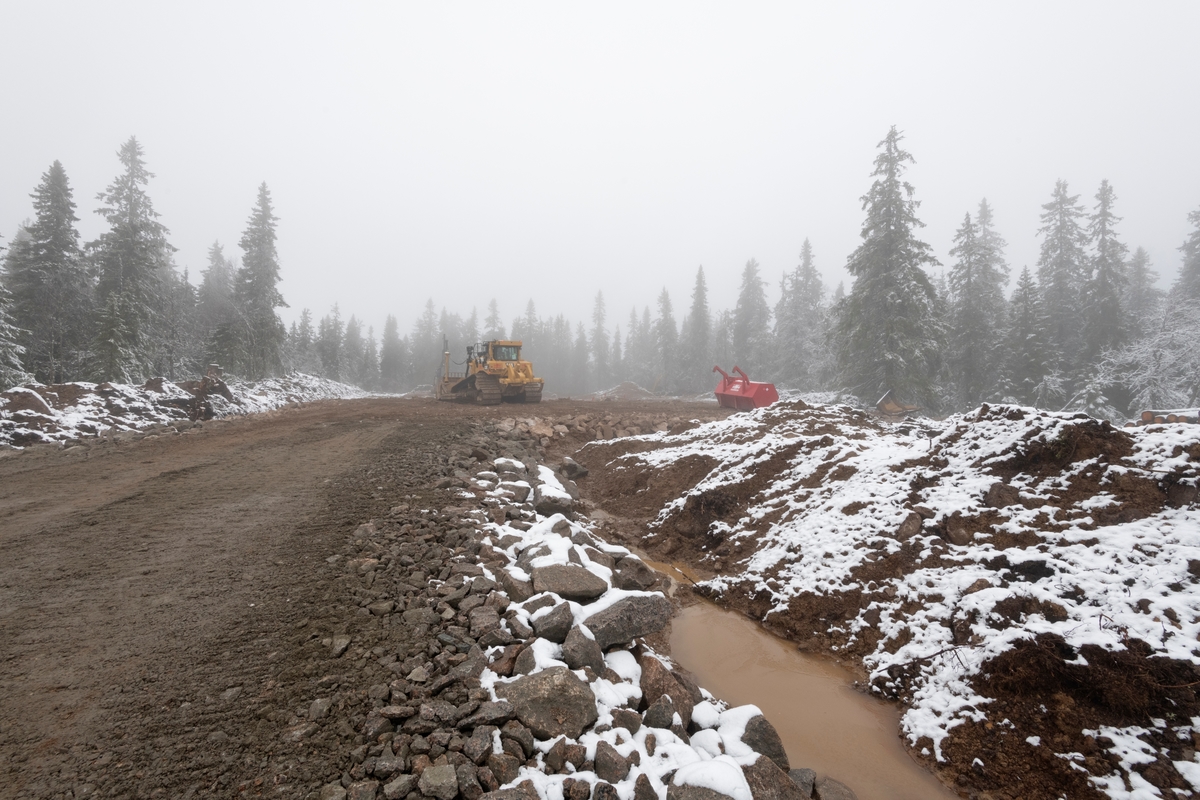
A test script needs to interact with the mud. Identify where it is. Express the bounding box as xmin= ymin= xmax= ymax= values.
xmin=670 ymin=600 xmax=957 ymax=800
